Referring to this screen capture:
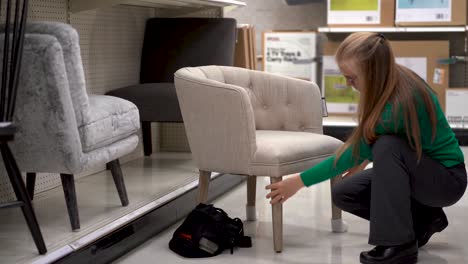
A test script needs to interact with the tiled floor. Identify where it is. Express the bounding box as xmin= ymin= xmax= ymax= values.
xmin=0 ymin=152 xmax=199 ymax=264
xmin=116 ymin=148 xmax=468 ymax=264
xmin=1 ymin=147 xmax=467 ymax=264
